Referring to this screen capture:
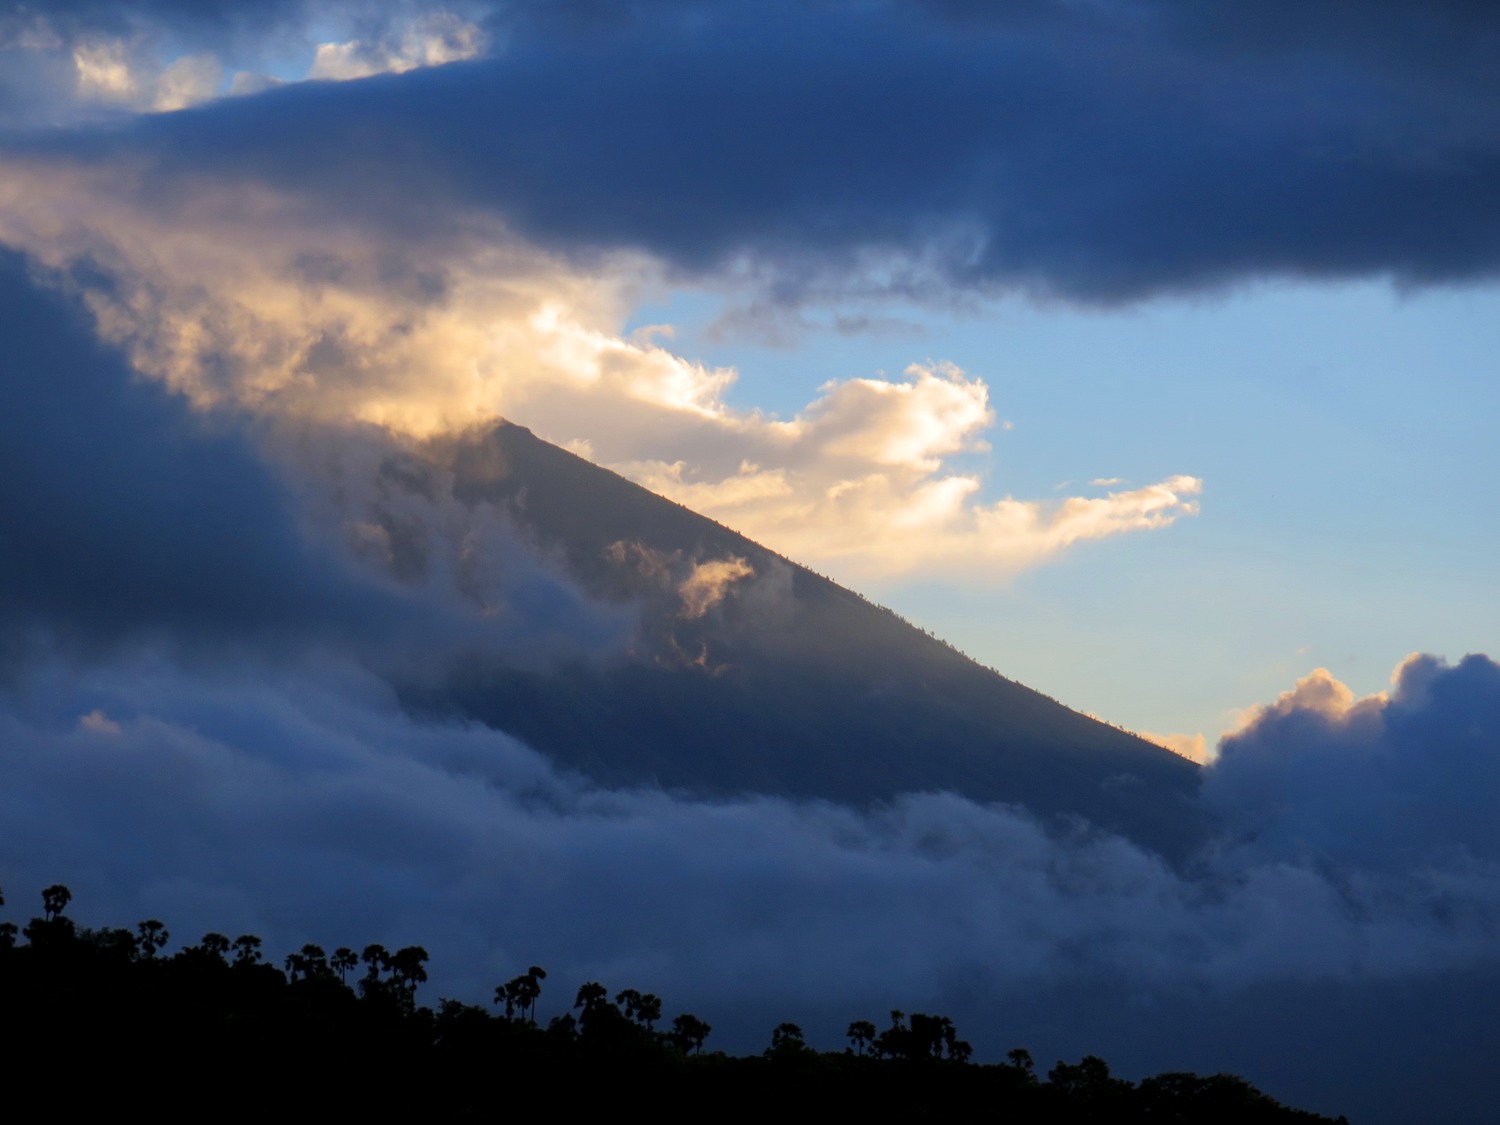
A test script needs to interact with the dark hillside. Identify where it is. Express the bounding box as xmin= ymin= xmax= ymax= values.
xmin=403 ymin=421 xmax=1204 ymax=855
